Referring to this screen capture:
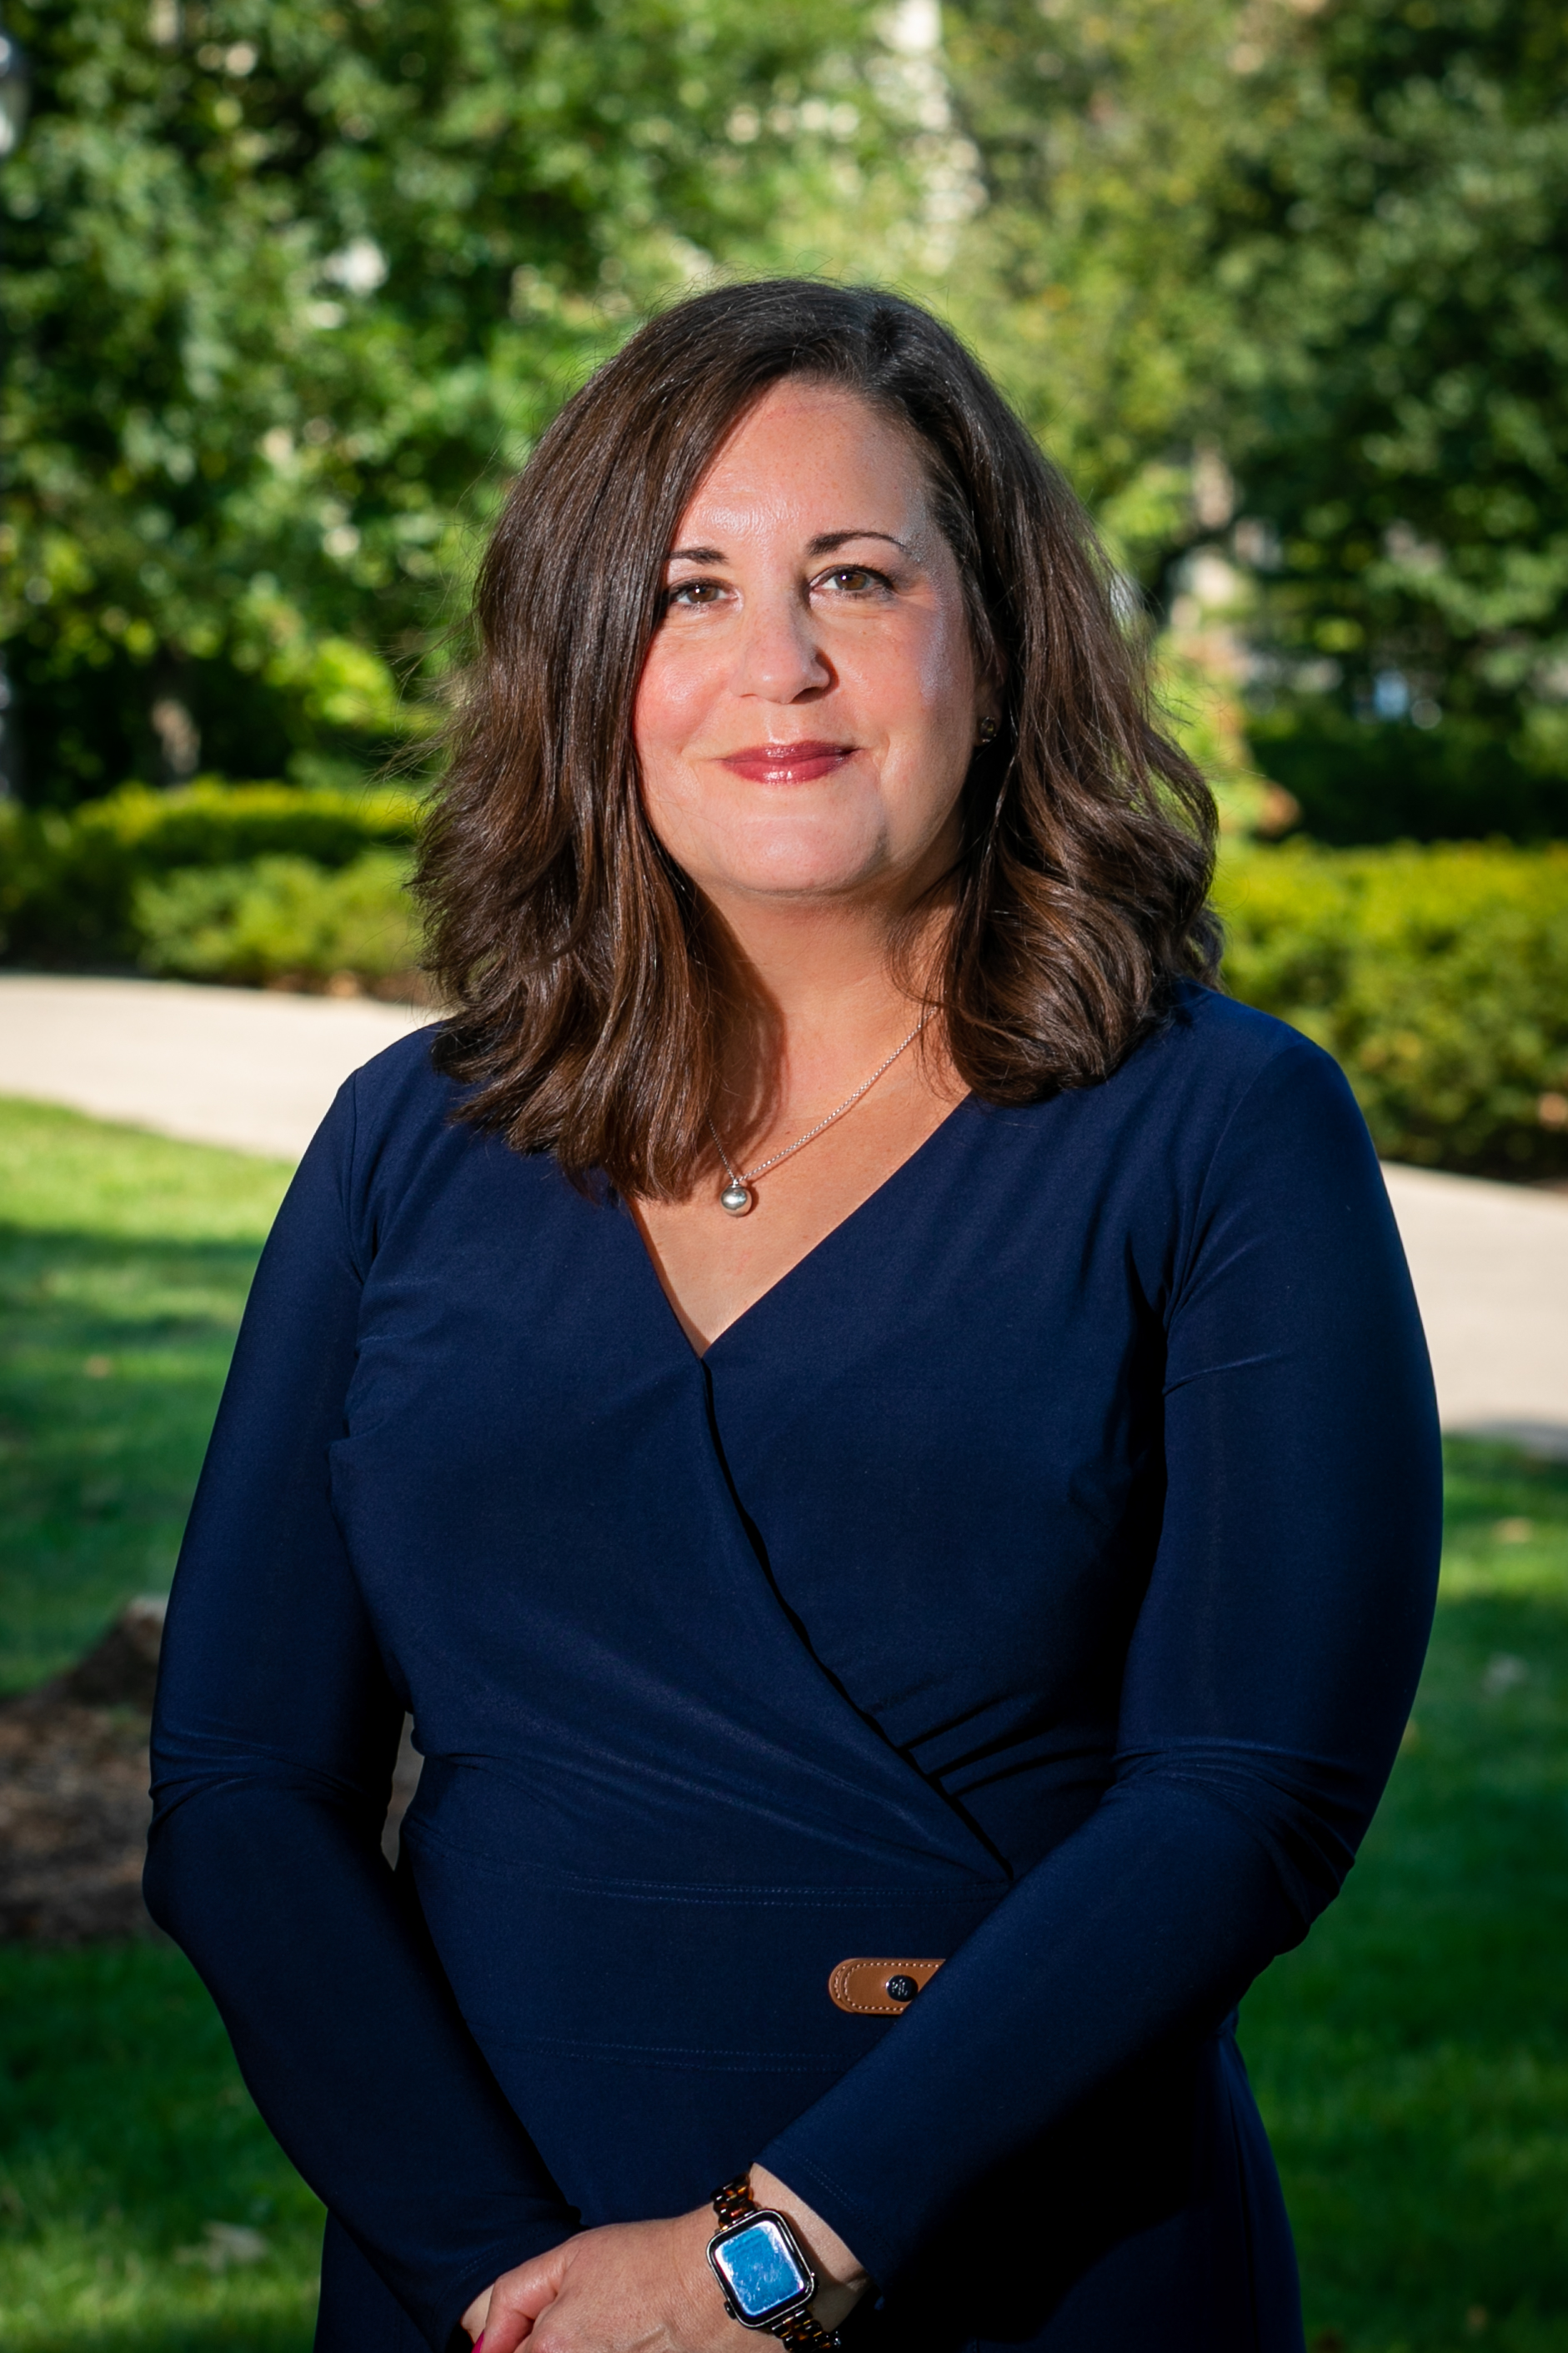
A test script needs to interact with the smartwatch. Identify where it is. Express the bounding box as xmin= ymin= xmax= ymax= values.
xmin=708 ymin=2174 xmax=843 ymax=2349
